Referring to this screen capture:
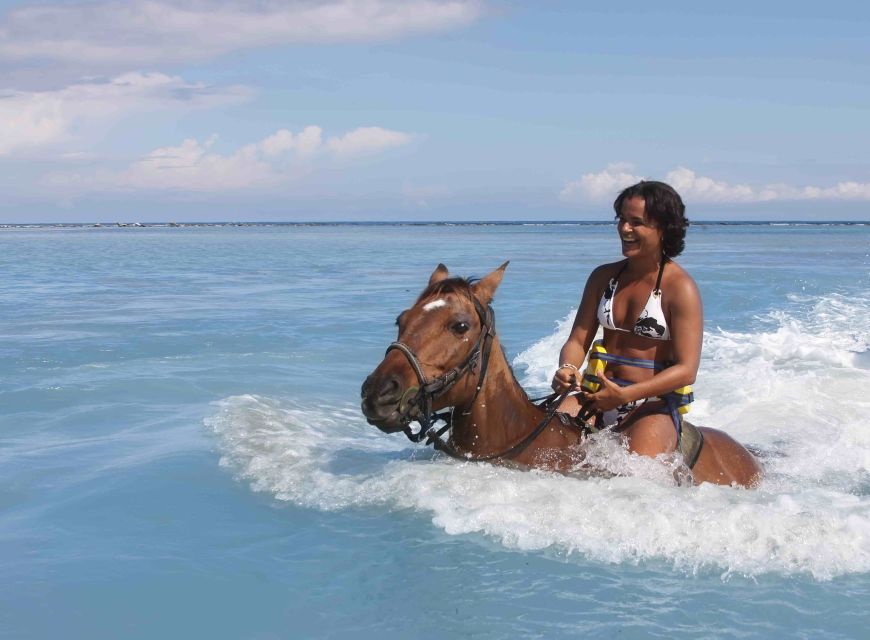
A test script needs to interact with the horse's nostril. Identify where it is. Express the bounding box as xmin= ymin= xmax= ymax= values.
xmin=378 ymin=376 xmax=402 ymax=403
xmin=361 ymin=374 xmax=403 ymax=408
